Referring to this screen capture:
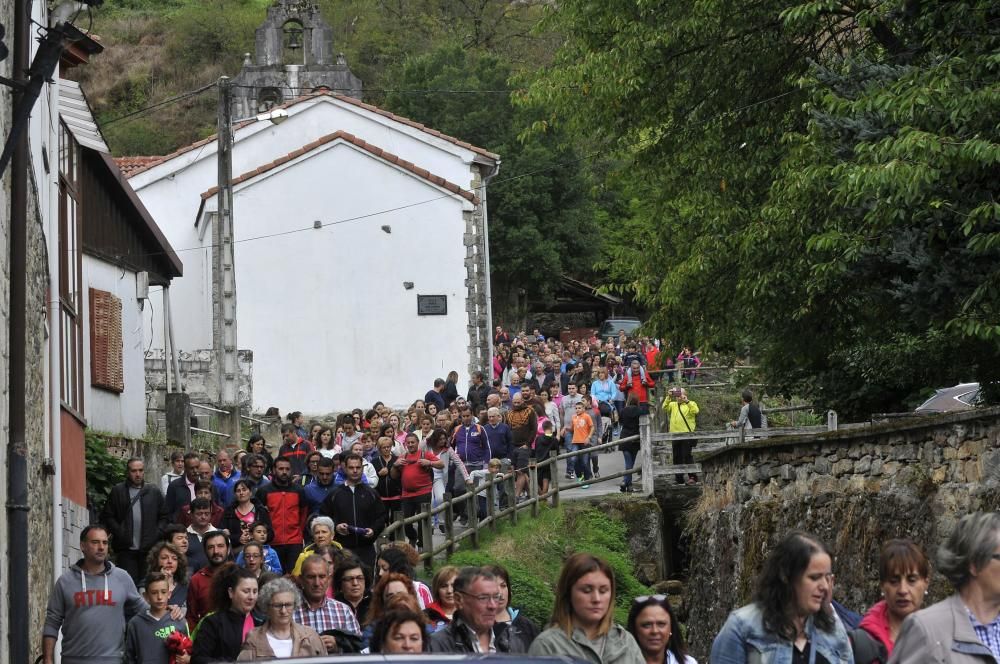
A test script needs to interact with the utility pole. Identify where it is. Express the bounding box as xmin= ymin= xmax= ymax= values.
xmin=214 ymin=77 xmax=240 ymax=412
